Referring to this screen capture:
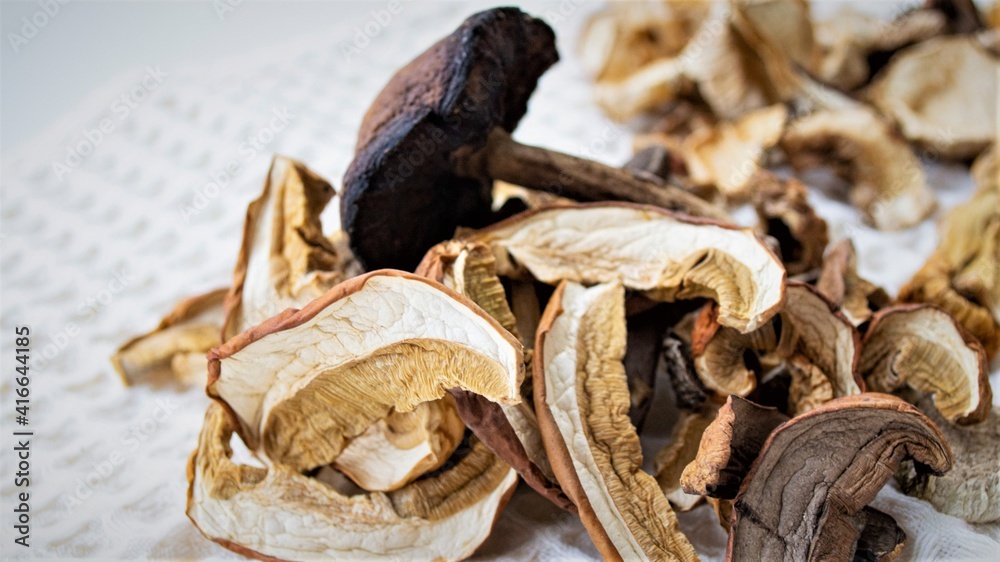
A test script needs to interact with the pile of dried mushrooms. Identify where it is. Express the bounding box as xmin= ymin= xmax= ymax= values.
xmin=114 ymin=2 xmax=999 ymax=560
